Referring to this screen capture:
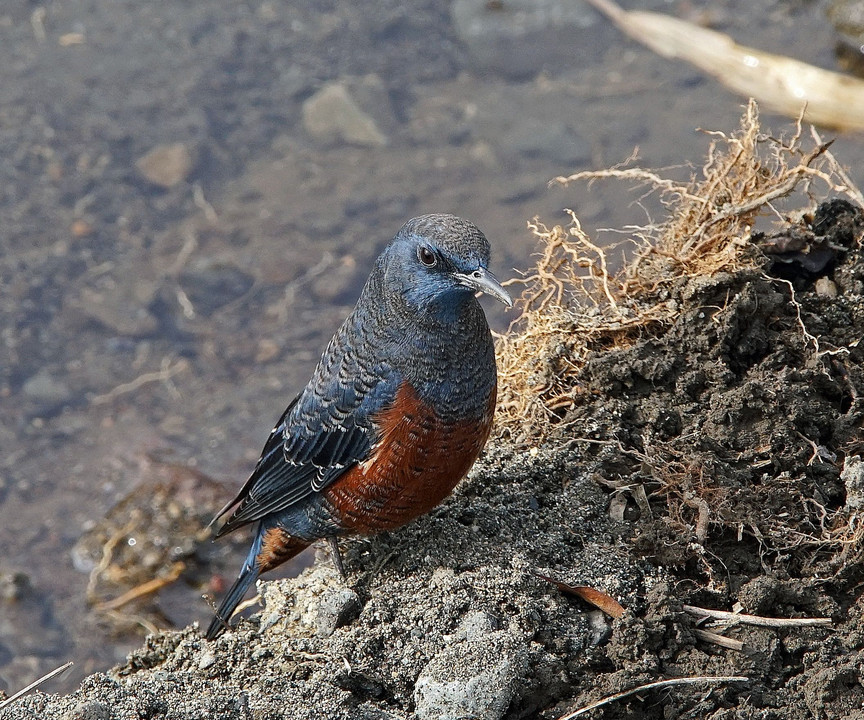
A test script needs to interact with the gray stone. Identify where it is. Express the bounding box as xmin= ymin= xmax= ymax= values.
xmin=197 ymin=648 xmax=217 ymax=670
xmin=0 ymin=571 xmax=30 ymax=601
xmin=814 ymin=277 xmax=838 ymax=298
xmin=585 ymin=609 xmax=612 ymax=646
xmin=451 ymin=0 xmax=605 ymax=79
xmin=316 ymin=586 xmax=362 ymax=637
xmin=135 ymin=142 xmax=195 ymax=188
xmin=68 ymin=282 xmax=160 ymax=337
xmin=70 ymin=701 xmax=112 ymax=720
xmin=346 ymin=74 xmax=399 ymax=138
xmin=302 ymin=82 xmax=388 ymax=148
xmin=842 ymin=455 xmax=864 ymax=510
xmin=179 ymin=260 xmax=255 ymax=316
xmin=22 ymin=371 xmax=72 ymax=405
xmin=414 ymin=632 xmax=528 ymax=720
